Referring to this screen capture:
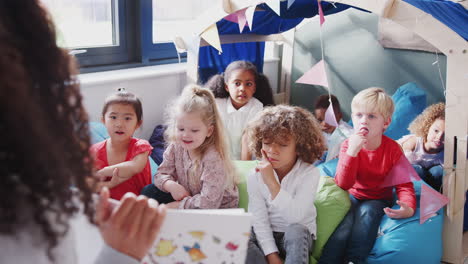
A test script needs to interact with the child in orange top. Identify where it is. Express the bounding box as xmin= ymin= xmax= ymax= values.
xmin=319 ymin=87 xmax=416 ymax=264
xmin=90 ymin=90 xmax=152 ymax=200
